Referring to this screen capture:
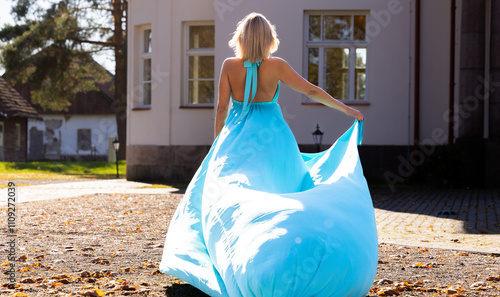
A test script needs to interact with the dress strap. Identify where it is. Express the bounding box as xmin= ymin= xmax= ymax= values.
xmin=238 ymin=61 xmax=261 ymax=121
xmin=271 ymin=81 xmax=280 ymax=103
